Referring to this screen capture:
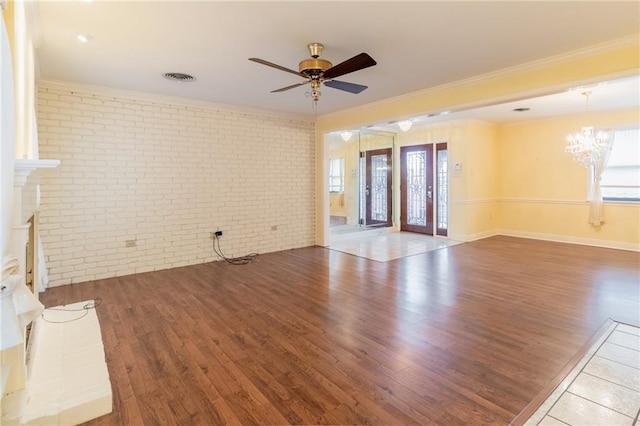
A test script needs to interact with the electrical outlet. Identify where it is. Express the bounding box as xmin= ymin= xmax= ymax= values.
xmin=210 ymin=232 xmax=216 ymax=239
xmin=125 ymin=239 xmax=136 ymax=247
xmin=215 ymin=230 xmax=223 ymax=237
